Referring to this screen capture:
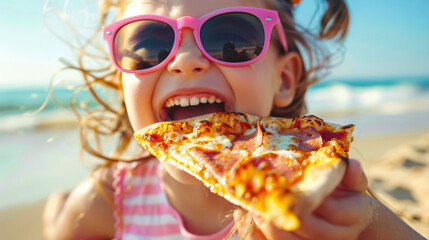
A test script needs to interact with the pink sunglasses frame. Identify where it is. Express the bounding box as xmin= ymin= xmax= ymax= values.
xmin=103 ymin=6 xmax=288 ymax=74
